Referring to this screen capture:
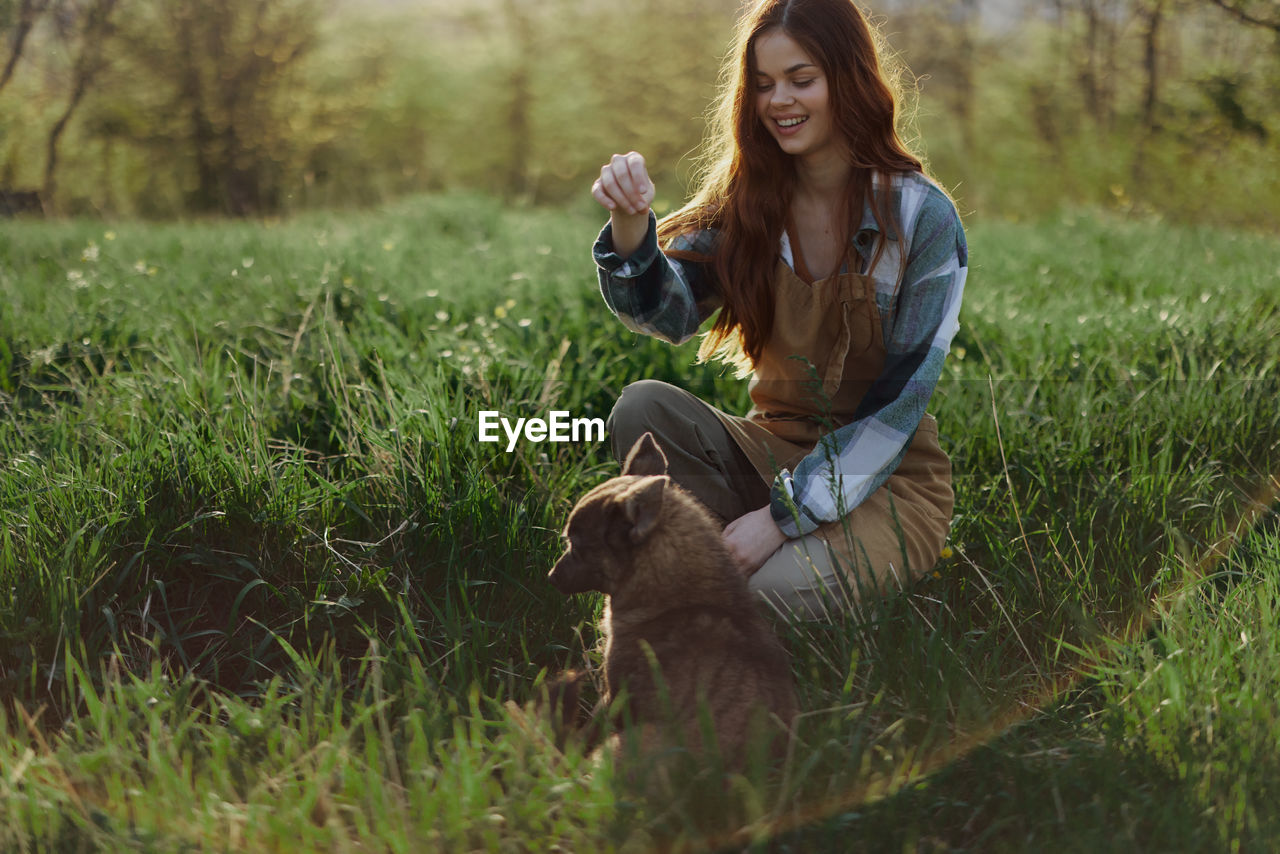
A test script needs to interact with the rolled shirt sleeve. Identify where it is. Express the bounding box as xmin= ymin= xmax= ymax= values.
xmin=592 ymin=212 xmax=721 ymax=346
